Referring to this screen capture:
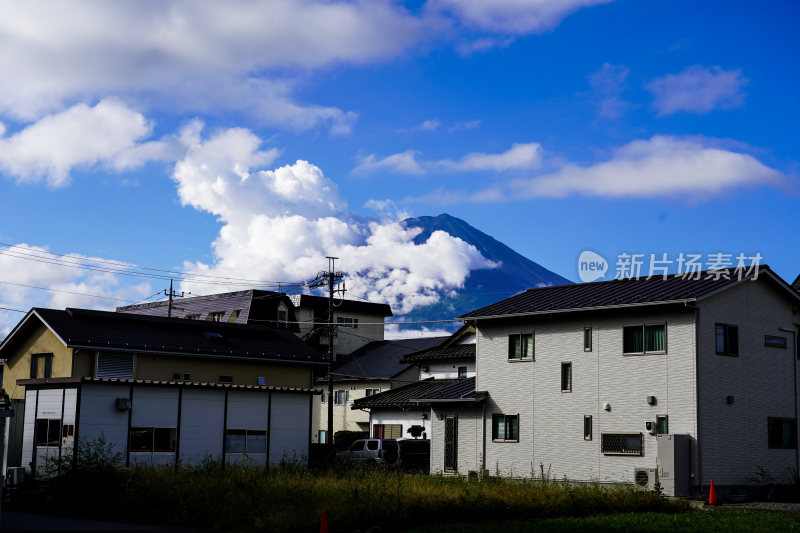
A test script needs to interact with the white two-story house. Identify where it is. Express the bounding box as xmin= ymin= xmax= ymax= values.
xmin=426 ymin=266 xmax=799 ymax=499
